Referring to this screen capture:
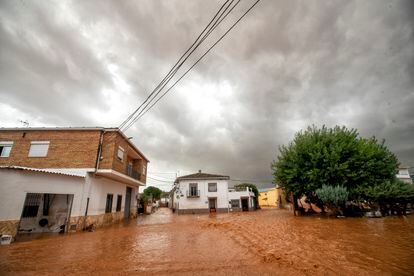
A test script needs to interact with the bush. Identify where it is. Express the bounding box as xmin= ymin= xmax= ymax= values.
xmin=356 ymin=179 xmax=414 ymax=215
xmin=315 ymin=185 xmax=349 ymax=215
